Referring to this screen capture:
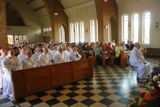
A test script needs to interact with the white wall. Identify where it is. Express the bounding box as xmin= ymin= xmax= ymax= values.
xmin=117 ymin=0 xmax=160 ymax=48
xmin=64 ymin=1 xmax=97 ymax=42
